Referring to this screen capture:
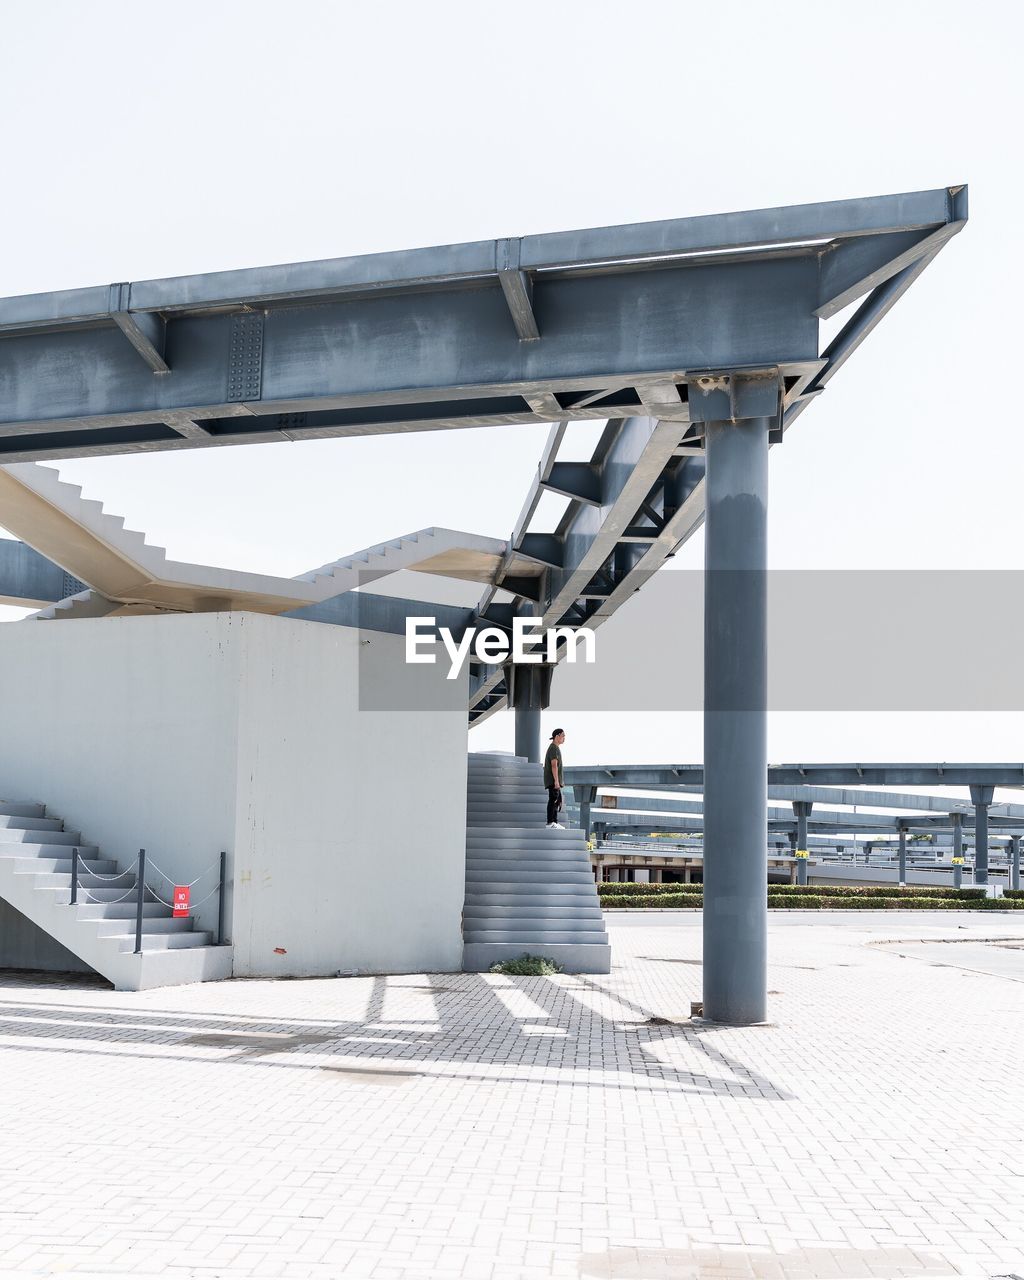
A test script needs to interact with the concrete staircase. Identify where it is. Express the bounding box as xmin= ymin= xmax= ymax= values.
xmin=0 ymin=461 xmax=534 ymax=617
xmin=0 ymin=800 xmax=232 ymax=990
xmin=31 ymin=588 xmax=120 ymax=621
xmin=462 ymin=753 xmax=611 ymax=974
xmin=294 ymin=526 xmax=531 ymax=593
